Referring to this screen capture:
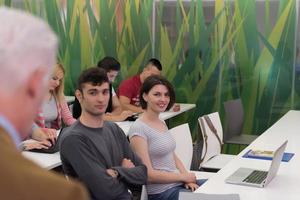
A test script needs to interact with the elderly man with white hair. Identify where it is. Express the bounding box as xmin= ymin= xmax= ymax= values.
xmin=0 ymin=7 xmax=88 ymax=200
